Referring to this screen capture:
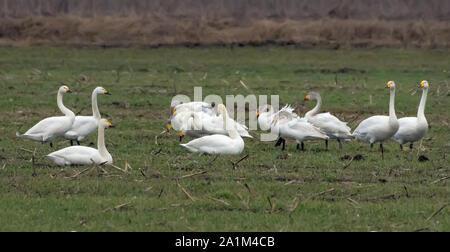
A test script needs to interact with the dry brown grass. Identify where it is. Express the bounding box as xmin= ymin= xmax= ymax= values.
xmin=0 ymin=15 xmax=449 ymax=48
